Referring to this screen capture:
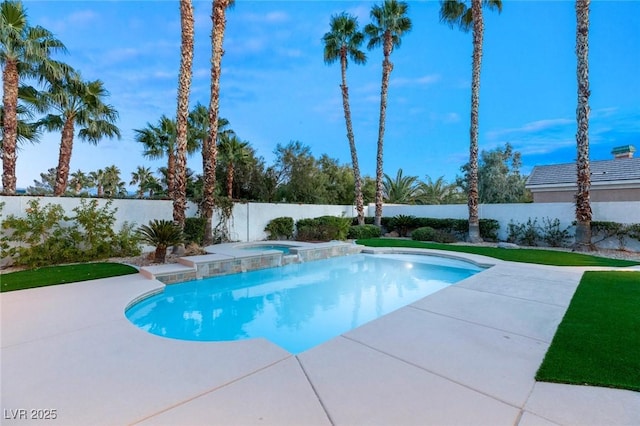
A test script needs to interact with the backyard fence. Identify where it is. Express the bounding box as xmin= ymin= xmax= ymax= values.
xmin=1 ymin=196 xmax=639 ymax=251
